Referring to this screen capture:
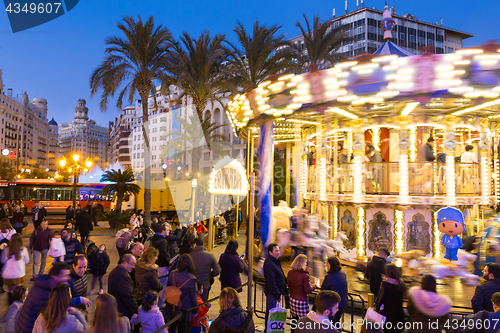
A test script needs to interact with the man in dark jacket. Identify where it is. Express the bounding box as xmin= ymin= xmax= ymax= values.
xmin=166 ymin=222 xmax=182 ymax=259
xmin=76 ymin=209 xmax=93 ymax=248
xmin=151 ymin=224 xmax=170 ymax=287
xmin=472 ymin=263 xmax=500 ymax=313
xmin=264 ymin=243 xmax=286 ymax=332
xmin=28 ymin=219 xmax=52 ymax=280
xmin=68 ymin=254 xmax=92 ymax=309
xmin=62 ymin=228 xmax=84 ymax=266
xmin=465 ymin=292 xmax=500 ymax=333
xmin=15 ymin=262 xmax=71 ymax=333
xmin=365 ymin=248 xmax=389 ymax=298
xmin=420 ymin=137 xmax=435 ymax=162
xmin=31 ymin=201 xmax=47 ymax=229
xmin=190 ymin=237 xmax=220 ymax=302
xmin=108 ymin=253 xmax=138 ymax=319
